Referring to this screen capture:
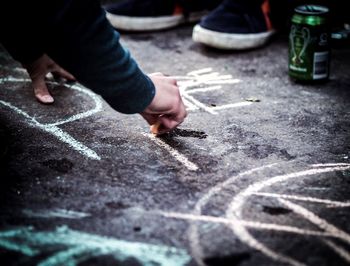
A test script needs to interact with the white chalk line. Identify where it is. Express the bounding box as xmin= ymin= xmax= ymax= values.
xmin=229 ymin=165 xmax=350 ymax=211
xmin=304 ymin=187 xmax=330 ymax=191
xmin=183 ymin=85 xmax=223 ymax=94
xmin=312 ymin=163 xmax=350 ymax=168
xmin=0 ymin=100 xmax=101 ymax=160
xmin=158 ymin=211 xmax=336 ymax=237
xmin=0 ymin=77 xmax=102 ymax=160
xmin=179 ymin=79 xmax=240 ymax=91
xmin=211 ymin=102 xmax=253 ymax=110
xmin=0 ymin=76 xmax=29 ymax=84
xmin=23 ymin=209 xmax=91 ymax=219
xmin=186 ymin=163 xmax=350 ymax=266
xmin=43 ymin=125 xmax=101 ymax=160
xmin=188 ymin=163 xmax=279 ymax=266
xmin=191 ymin=72 xmax=221 ymax=79
xmin=279 ymin=199 xmax=350 ymax=263
xmin=0 ymin=77 xmax=103 ymax=127
xmin=181 ymin=93 xmax=217 ymax=115
xmin=323 ymin=239 xmax=350 ymax=263
xmin=278 ymin=199 xmax=350 ymax=244
xmin=187 ymin=68 xmax=213 ymax=76
xmin=175 ymin=68 xmax=250 ymax=115
xmin=0 ymin=100 xmax=38 ymax=123
xmin=14 ymin=67 xmax=27 ymax=73
xmin=47 ymin=83 xmax=103 ymax=126
xmin=182 ymin=98 xmax=199 ymax=111
xmin=178 ymin=80 xmax=236 ymax=91
xmin=142 ymin=133 xmax=199 ymax=171
xmin=0 ymin=66 xmax=27 ymax=74
xmin=225 ymin=164 xmax=350 ymax=266
xmin=253 ymin=192 xmax=350 ymax=208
